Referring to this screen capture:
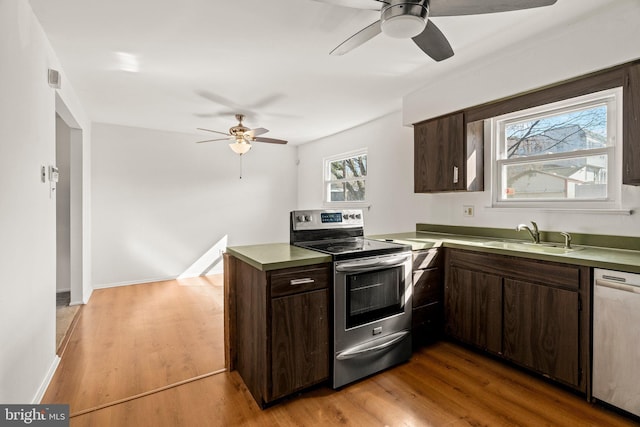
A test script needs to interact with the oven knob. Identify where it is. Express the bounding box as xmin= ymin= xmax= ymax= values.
xmin=355 ymin=213 xmax=362 ymax=219
xmin=349 ymin=214 xmax=355 ymax=219
xmin=343 ymin=214 xmax=349 ymax=220
xmin=304 ymin=215 xmax=312 ymax=222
